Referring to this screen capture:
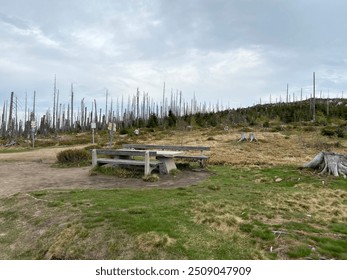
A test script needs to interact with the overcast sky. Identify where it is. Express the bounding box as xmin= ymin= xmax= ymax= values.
xmin=1 ymin=0 xmax=347 ymax=116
